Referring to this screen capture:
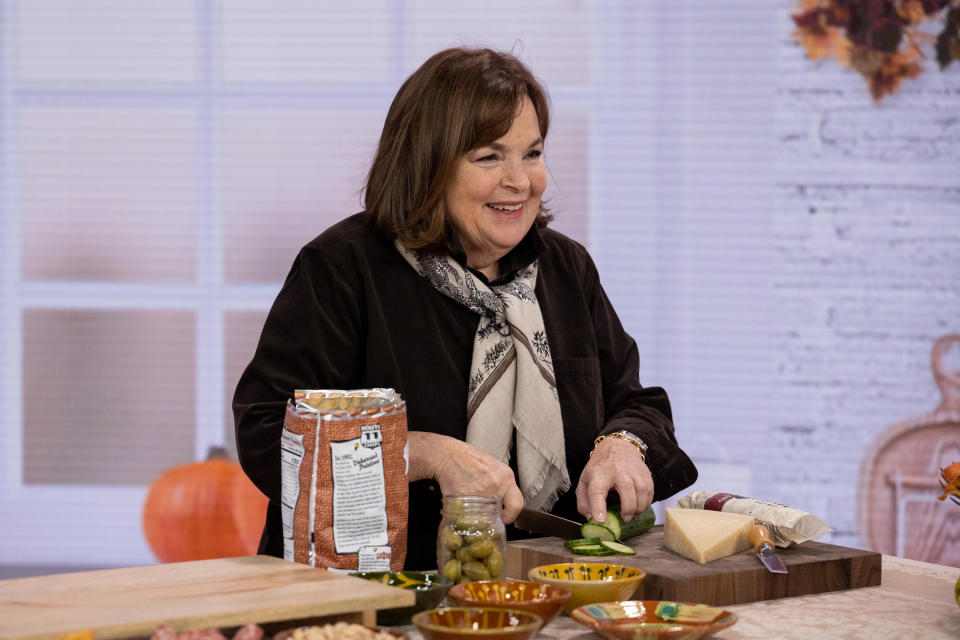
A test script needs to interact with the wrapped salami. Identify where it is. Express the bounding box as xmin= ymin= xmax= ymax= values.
xmin=282 ymin=388 xmax=408 ymax=570
xmin=676 ymin=491 xmax=832 ymax=547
